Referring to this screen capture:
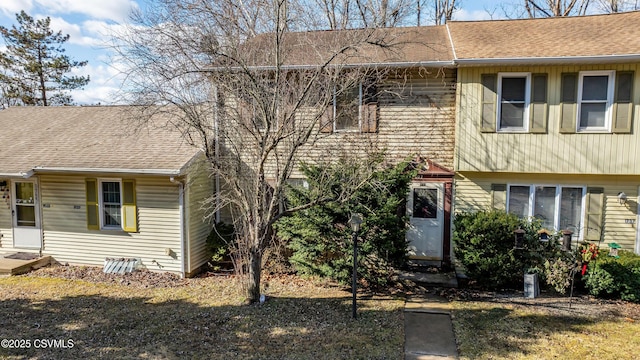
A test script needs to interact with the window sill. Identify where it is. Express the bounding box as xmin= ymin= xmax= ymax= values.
xmin=576 ymin=128 xmax=611 ymax=134
xmin=497 ymin=128 xmax=529 ymax=133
